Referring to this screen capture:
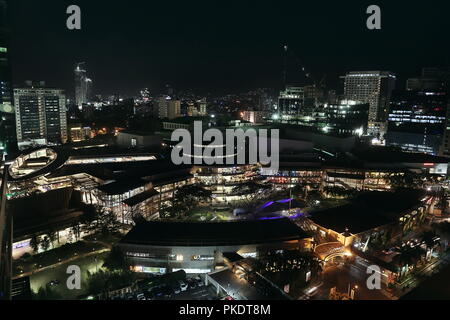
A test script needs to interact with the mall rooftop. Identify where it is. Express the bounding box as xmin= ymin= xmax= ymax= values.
xmin=309 ymin=189 xmax=426 ymax=234
xmin=119 ymin=218 xmax=311 ymax=247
